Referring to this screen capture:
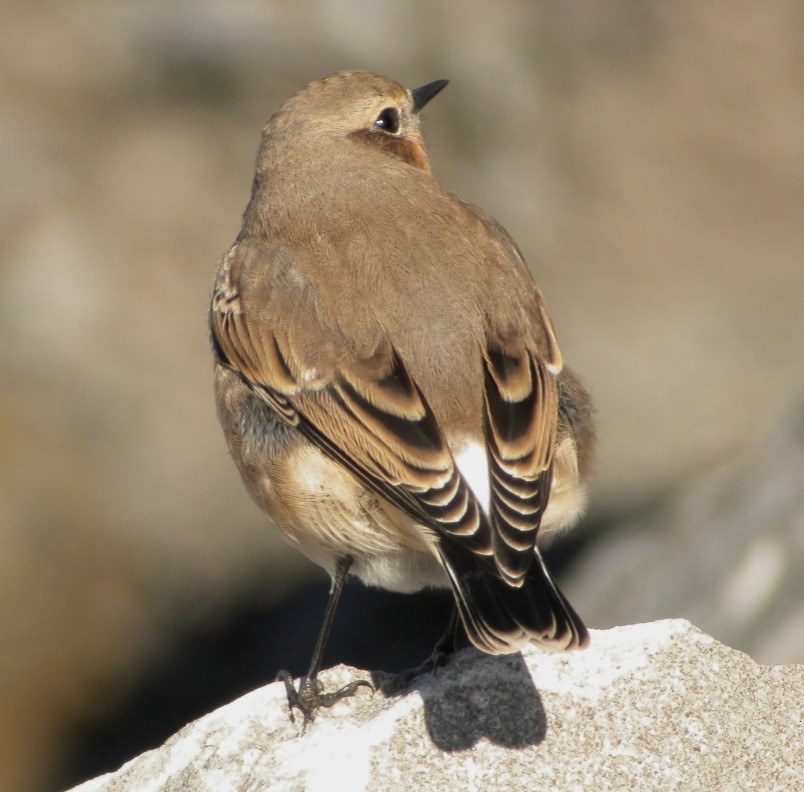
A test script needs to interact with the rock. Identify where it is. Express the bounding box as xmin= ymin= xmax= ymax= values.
xmin=69 ymin=620 xmax=802 ymax=792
